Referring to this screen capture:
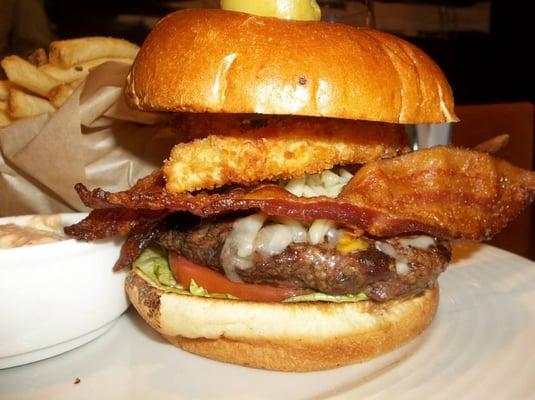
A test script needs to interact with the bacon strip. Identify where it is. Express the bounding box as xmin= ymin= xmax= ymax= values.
xmin=113 ymin=217 xmax=166 ymax=271
xmin=64 ymin=208 xmax=167 ymax=240
xmin=67 ymin=147 xmax=535 ymax=241
xmin=339 ymin=146 xmax=535 ymax=240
